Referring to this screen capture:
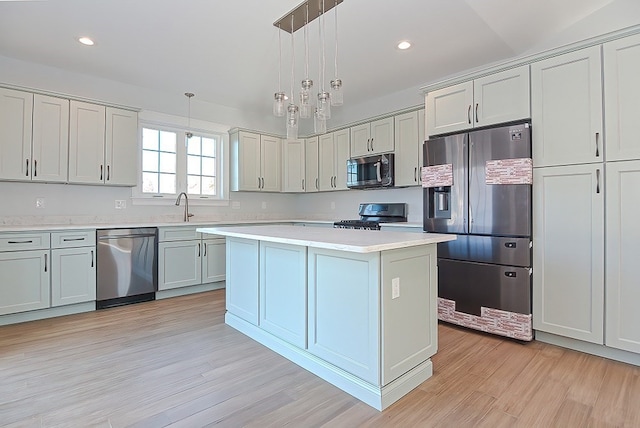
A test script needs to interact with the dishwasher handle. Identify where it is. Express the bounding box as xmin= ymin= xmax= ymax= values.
xmin=98 ymin=233 xmax=157 ymax=240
